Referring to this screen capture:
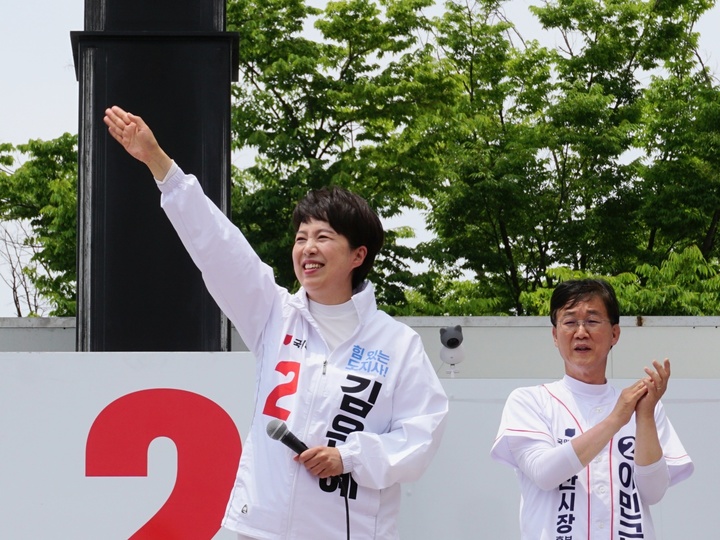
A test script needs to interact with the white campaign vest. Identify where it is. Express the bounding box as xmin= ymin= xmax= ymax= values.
xmin=491 ymin=378 xmax=693 ymax=540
